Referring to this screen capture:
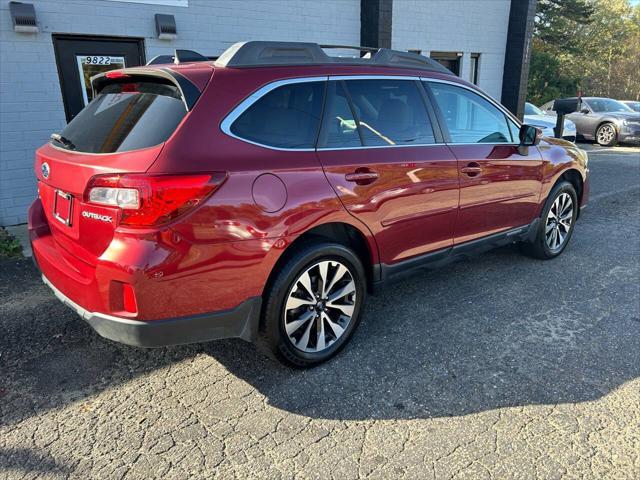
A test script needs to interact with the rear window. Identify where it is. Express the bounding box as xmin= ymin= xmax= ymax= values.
xmin=53 ymin=81 xmax=187 ymax=153
xmin=230 ymin=81 xmax=325 ymax=149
